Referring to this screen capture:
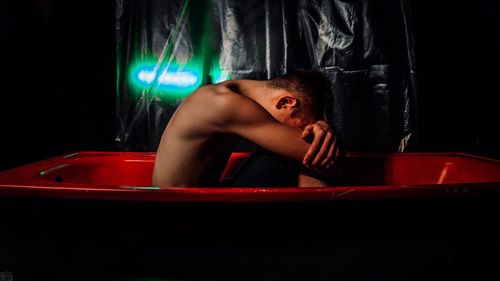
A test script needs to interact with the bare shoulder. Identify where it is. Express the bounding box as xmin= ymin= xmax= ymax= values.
xmin=188 ymin=84 xmax=246 ymax=109
xmin=188 ymin=84 xmax=268 ymax=128
xmin=179 ymin=85 xmax=235 ymax=118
